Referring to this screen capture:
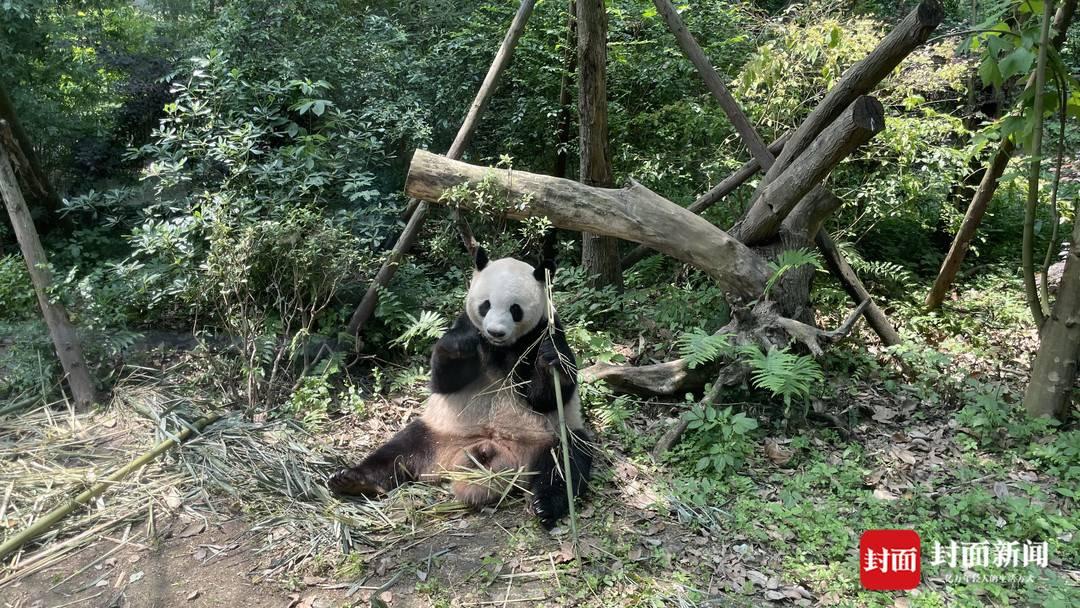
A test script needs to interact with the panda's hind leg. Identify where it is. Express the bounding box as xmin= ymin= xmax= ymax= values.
xmin=529 ymin=429 xmax=593 ymax=529
xmin=328 ymin=419 xmax=435 ymax=496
